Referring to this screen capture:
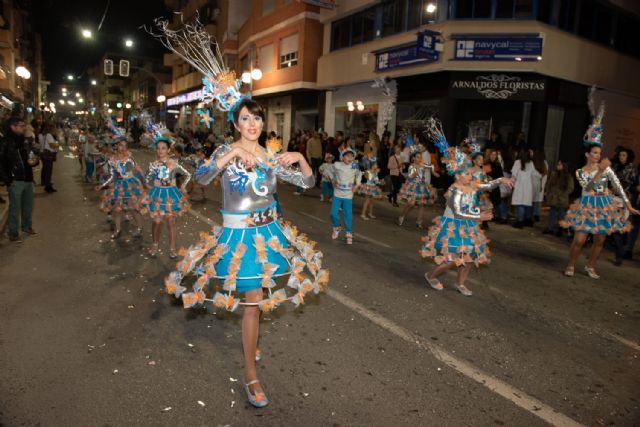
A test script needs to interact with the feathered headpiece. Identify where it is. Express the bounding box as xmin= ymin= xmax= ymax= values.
xmin=425 ymin=118 xmax=467 ymax=175
xmin=148 ymin=14 xmax=247 ymax=122
xmin=584 ymin=85 xmax=605 ymax=147
xmin=102 ymin=108 xmax=127 ymax=144
xmin=403 ymin=131 xmax=425 ymax=155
